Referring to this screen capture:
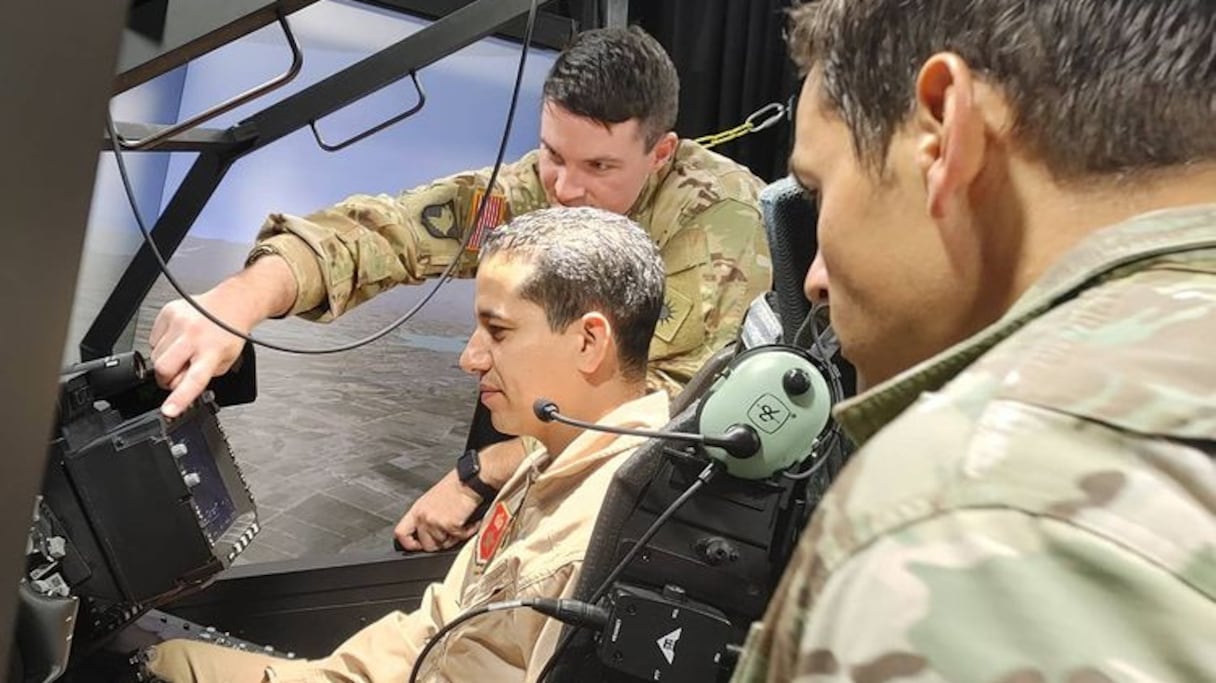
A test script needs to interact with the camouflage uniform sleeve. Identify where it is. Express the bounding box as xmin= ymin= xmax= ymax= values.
xmin=733 ymin=508 xmax=1216 ymax=683
xmin=249 ymin=152 xmax=547 ymax=321
xmin=648 ymin=194 xmax=772 ymax=387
